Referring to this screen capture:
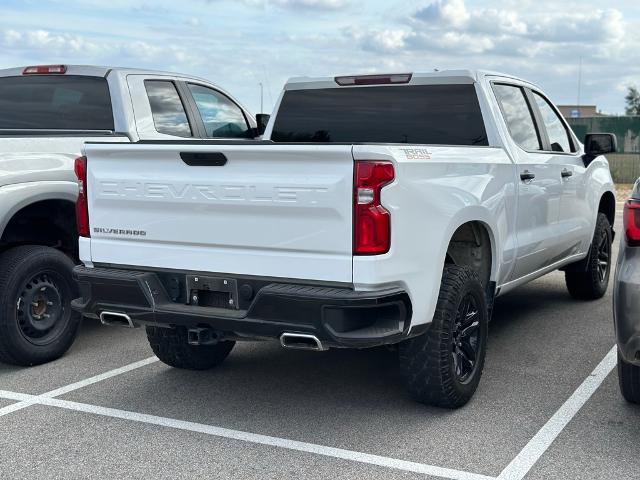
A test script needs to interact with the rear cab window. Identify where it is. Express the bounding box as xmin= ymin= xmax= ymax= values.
xmin=271 ymin=84 xmax=488 ymax=146
xmin=0 ymin=75 xmax=113 ymax=131
xmin=144 ymin=80 xmax=192 ymax=138
xmin=492 ymin=83 xmax=542 ymax=152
